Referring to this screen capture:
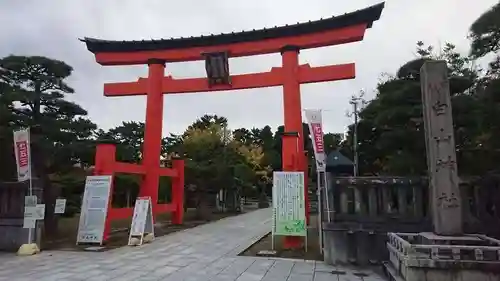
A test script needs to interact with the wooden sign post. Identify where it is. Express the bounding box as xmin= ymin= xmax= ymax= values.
xmin=128 ymin=197 xmax=155 ymax=246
